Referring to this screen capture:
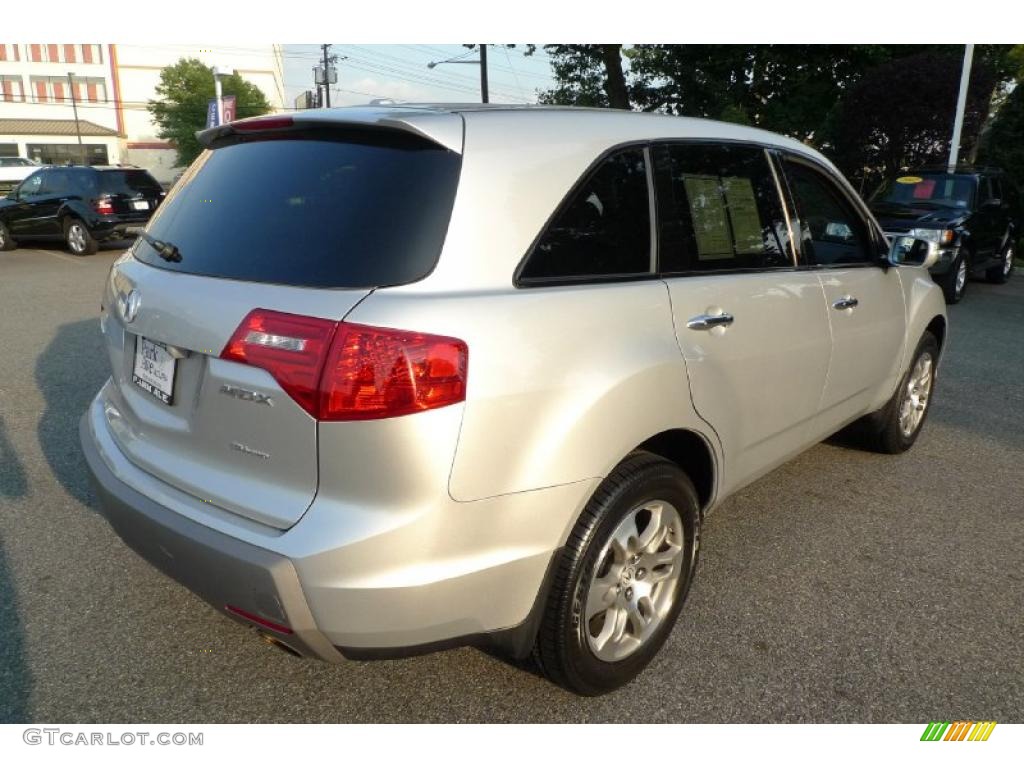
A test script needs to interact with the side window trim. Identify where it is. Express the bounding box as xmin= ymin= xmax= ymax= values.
xmin=764 ymin=149 xmax=798 ymax=266
xmin=781 ymin=152 xmax=885 ymax=269
xmin=514 ymin=141 xmax=657 ymax=288
xmin=644 ymin=144 xmax=658 ymax=274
